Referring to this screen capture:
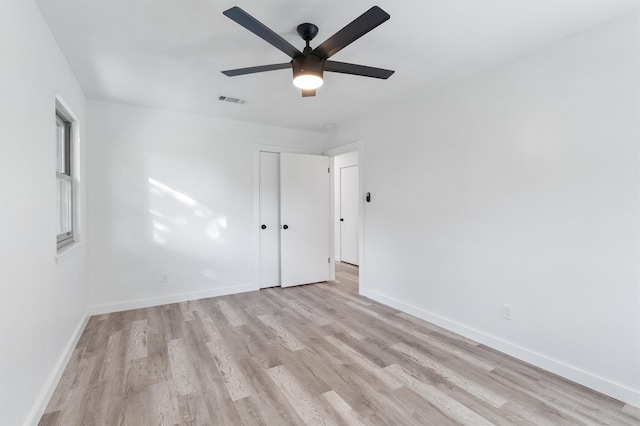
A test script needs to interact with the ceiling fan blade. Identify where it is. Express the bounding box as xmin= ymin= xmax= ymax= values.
xmin=223 ymin=7 xmax=302 ymax=58
xmin=324 ymin=61 xmax=394 ymax=79
xmin=301 ymin=89 xmax=316 ymax=97
xmin=312 ymin=6 xmax=390 ymax=59
xmin=222 ymin=62 xmax=292 ymax=77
